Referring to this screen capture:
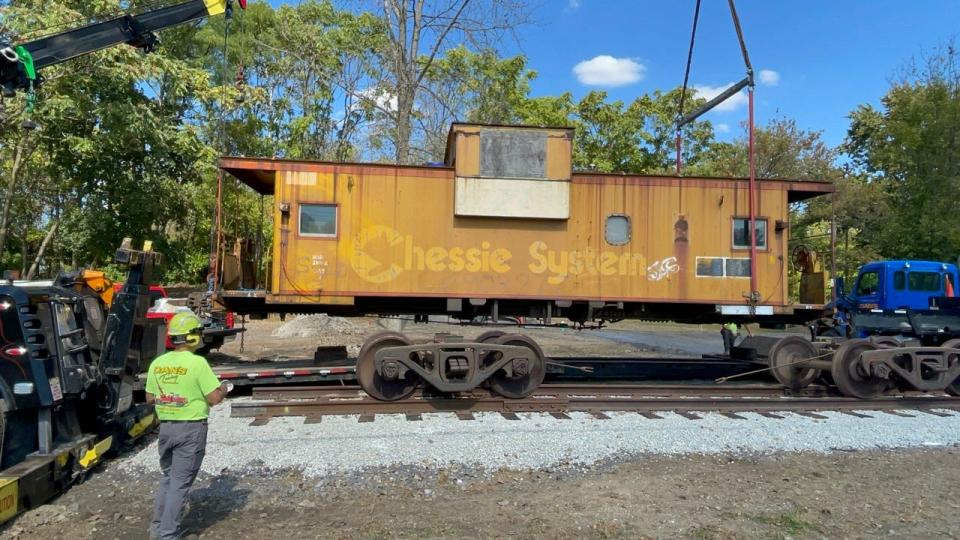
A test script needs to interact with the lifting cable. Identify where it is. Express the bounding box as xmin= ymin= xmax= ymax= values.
xmin=675 ymin=0 xmax=701 ymax=176
xmin=212 ymin=0 xmax=238 ymax=291
xmin=673 ymin=0 xmax=761 ymax=305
